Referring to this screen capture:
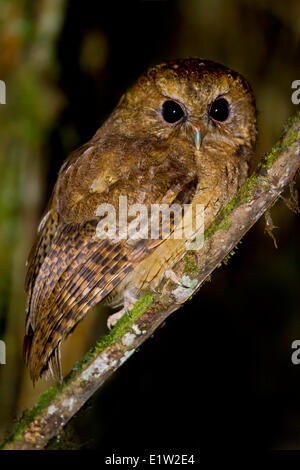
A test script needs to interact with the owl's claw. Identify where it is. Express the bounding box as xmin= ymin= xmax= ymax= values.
xmin=151 ymin=287 xmax=160 ymax=294
xmin=164 ymin=269 xmax=189 ymax=288
xmin=107 ymin=309 xmax=126 ymax=330
xmin=107 ymin=291 xmax=137 ymax=330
